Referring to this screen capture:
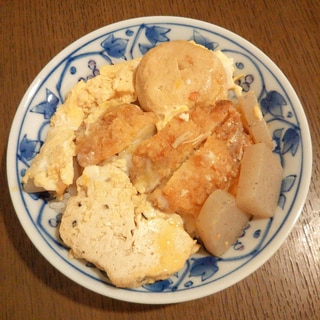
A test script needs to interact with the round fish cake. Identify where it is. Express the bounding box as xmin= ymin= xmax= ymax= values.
xmin=135 ymin=40 xmax=228 ymax=115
